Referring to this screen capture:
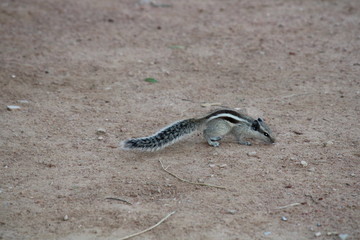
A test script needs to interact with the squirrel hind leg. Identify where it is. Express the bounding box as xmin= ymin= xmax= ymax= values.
xmin=203 ymin=119 xmax=232 ymax=147
xmin=203 ymin=130 xmax=222 ymax=147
